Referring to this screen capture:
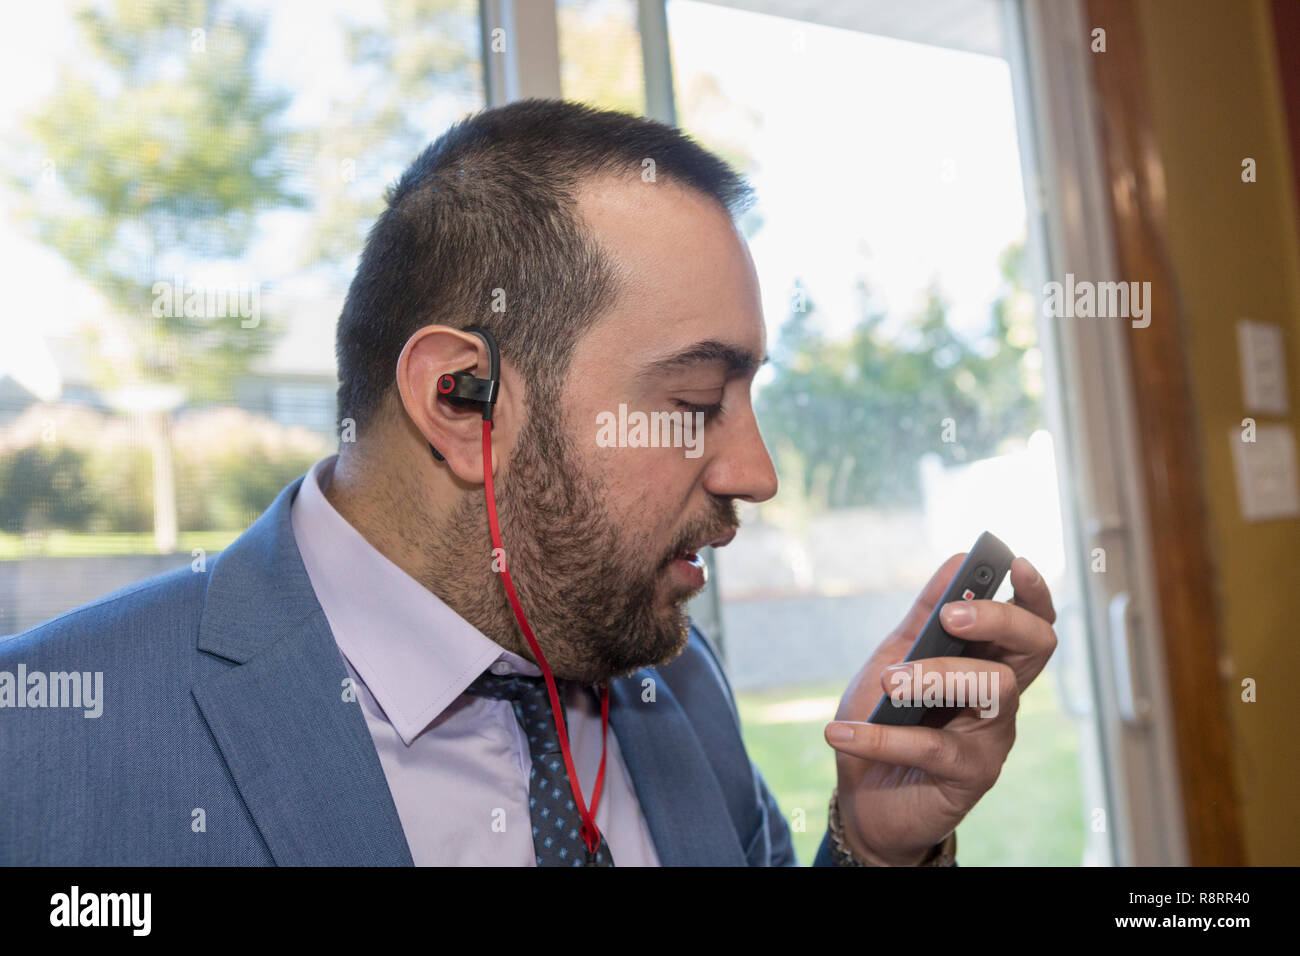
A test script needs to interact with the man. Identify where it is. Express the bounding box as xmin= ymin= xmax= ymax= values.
xmin=0 ymin=100 xmax=1056 ymax=866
